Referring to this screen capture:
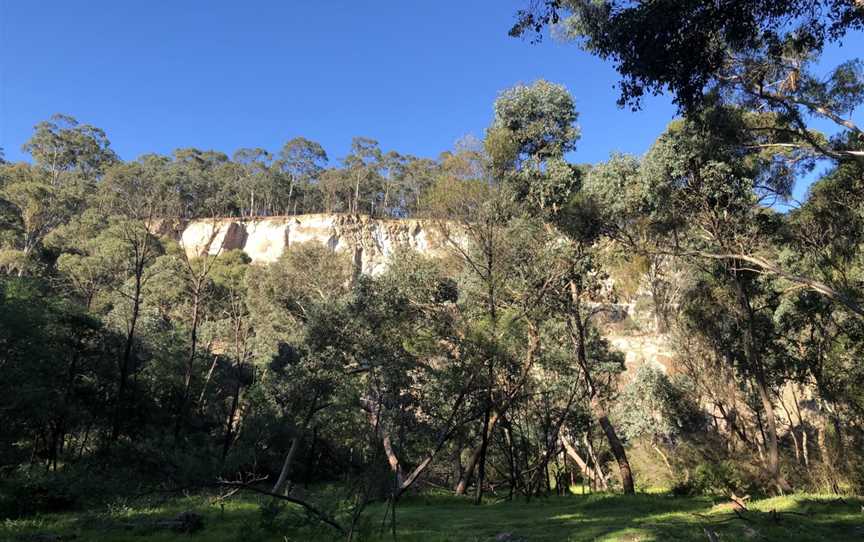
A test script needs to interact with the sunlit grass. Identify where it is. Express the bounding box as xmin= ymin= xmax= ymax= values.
xmin=2 ymin=492 xmax=862 ymax=541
